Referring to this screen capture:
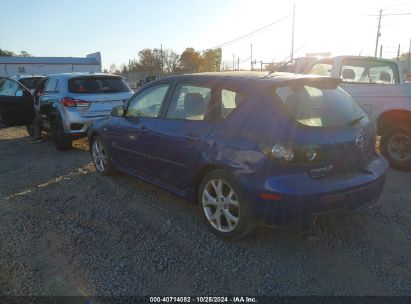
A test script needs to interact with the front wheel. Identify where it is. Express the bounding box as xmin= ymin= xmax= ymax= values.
xmin=91 ymin=135 xmax=112 ymax=175
xmin=380 ymin=124 xmax=411 ymax=171
xmin=198 ymin=169 xmax=256 ymax=239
